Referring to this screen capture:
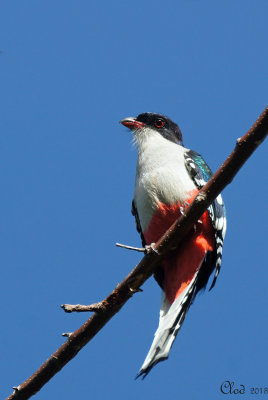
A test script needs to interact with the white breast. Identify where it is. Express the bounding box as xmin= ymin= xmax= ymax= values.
xmin=133 ymin=128 xmax=196 ymax=231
